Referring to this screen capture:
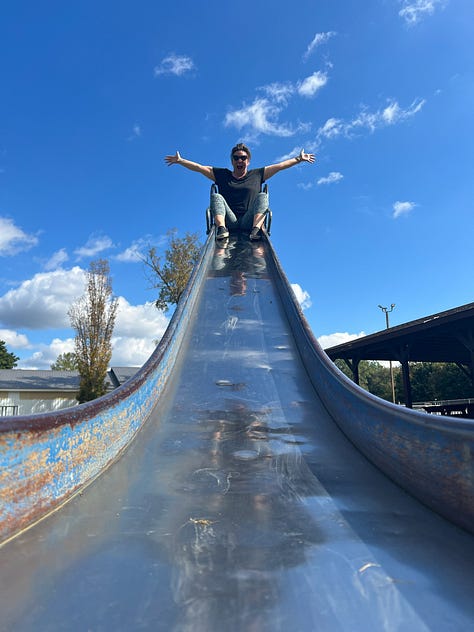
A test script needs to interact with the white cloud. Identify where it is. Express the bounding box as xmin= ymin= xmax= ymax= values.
xmin=381 ymin=99 xmax=425 ymax=124
xmin=0 ymin=267 xmax=86 ymax=329
xmin=15 ymin=303 xmax=168 ymax=369
xmin=110 ymin=336 xmax=157 ymax=367
xmin=297 ymin=71 xmax=328 ymax=98
xmin=109 ymin=298 xmax=169 ymax=366
xmin=261 ymin=82 xmax=294 ymax=104
xmin=154 ymin=54 xmax=195 ymax=77
xmin=44 ymin=248 xmax=69 ymax=271
xmin=317 ymin=98 xmax=426 ymax=142
xmin=74 ymin=234 xmax=115 ymax=259
xmin=16 ymin=303 xmax=168 ymax=369
xmin=6 ymin=280 xmax=170 ymax=369
xmin=393 ymin=200 xmax=416 ymax=218
xmin=0 ymin=217 xmax=38 ymax=256
xmin=18 ymin=338 xmax=76 ymax=370
xmin=303 ymin=31 xmax=337 ymax=61
xmin=128 ymin=124 xmax=141 ymax=141
xmin=297 ymin=182 xmax=314 ymax=191
xmin=225 ymin=72 xmax=329 ymax=138
xmin=317 ymin=331 xmax=366 ymax=349
xmin=224 ymin=97 xmax=297 ymax=138
xmin=114 ymin=297 xmax=168 ymax=338
xmin=318 ymin=171 xmax=343 ymax=185
xmin=291 ymin=283 xmax=312 ymax=310
xmin=399 ymin=0 xmax=447 ymax=25
xmin=317 ymin=117 xmax=345 ymax=139
xmin=0 ymin=328 xmax=30 ymax=349
xmin=114 ymin=238 xmax=150 ymax=263
xmin=351 ymin=98 xmax=425 ymax=131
